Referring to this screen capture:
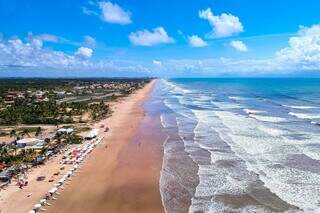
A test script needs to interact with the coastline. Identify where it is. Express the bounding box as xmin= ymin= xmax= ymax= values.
xmin=44 ymin=79 xmax=165 ymax=212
